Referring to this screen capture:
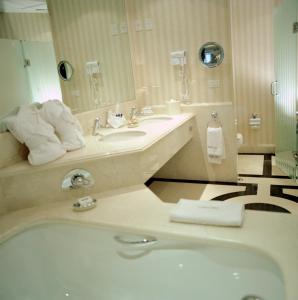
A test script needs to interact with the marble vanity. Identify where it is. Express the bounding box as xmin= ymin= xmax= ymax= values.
xmin=0 ymin=114 xmax=195 ymax=213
